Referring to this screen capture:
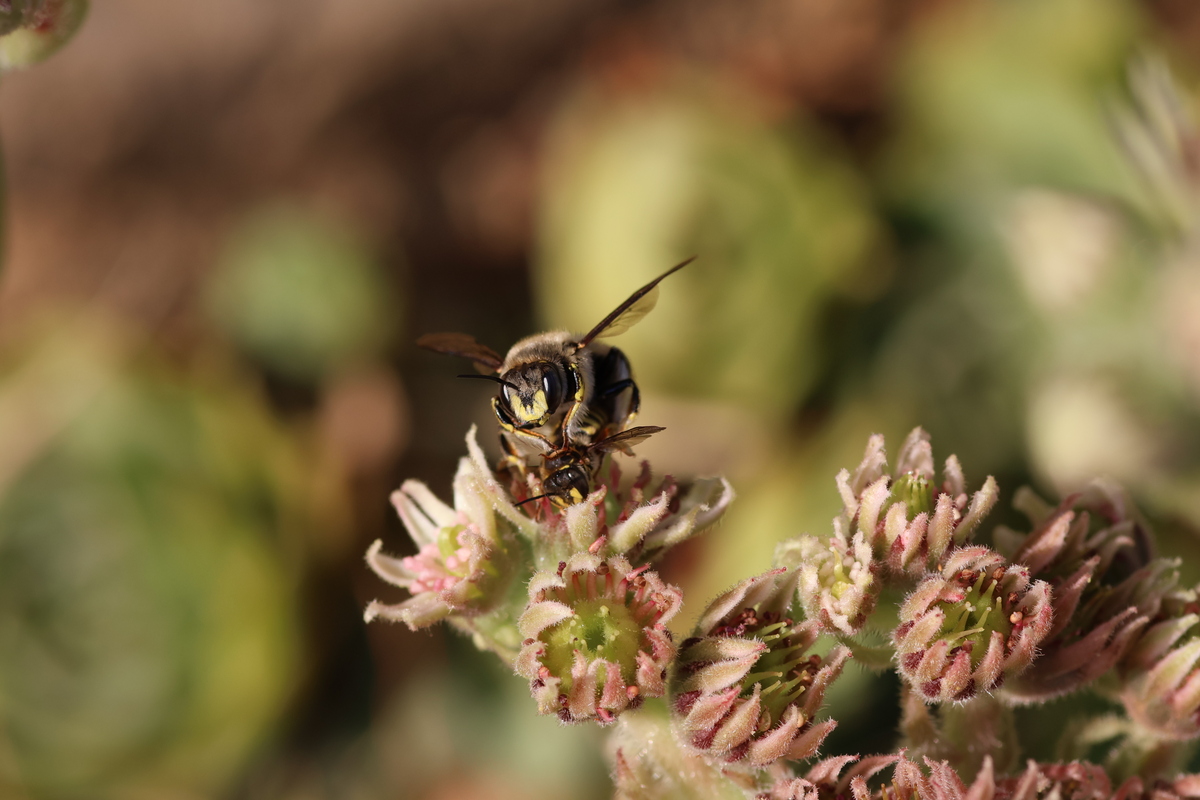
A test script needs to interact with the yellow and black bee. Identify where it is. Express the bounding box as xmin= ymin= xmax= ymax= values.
xmin=418 ymin=257 xmax=692 ymax=465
